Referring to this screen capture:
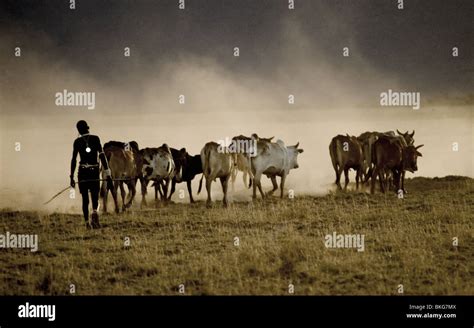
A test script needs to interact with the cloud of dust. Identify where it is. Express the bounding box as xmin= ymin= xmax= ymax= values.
xmin=0 ymin=18 xmax=472 ymax=212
